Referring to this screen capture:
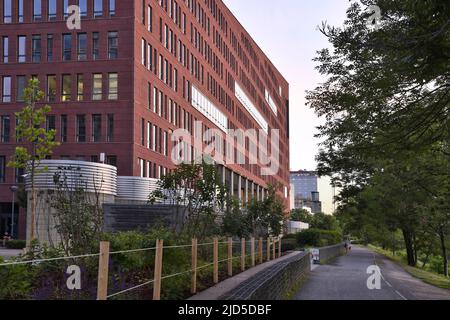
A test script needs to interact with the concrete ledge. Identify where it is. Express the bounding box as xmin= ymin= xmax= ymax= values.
xmin=188 ymin=251 xmax=303 ymax=300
